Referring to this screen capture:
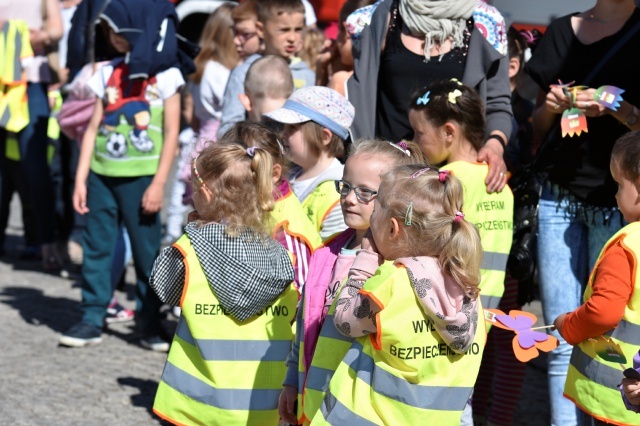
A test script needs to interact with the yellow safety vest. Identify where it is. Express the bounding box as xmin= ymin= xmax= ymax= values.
xmin=564 ymin=222 xmax=640 ymax=425
xmin=302 ymin=180 xmax=341 ymax=241
xmin=312 ymin=262 xmax=486 ymax=425
xmin=442 ymin=161 xmax=514 ymax=309
xmin=300 ymin=280 xmax=354 ymax=425
xmin=270 ymin=190 xmax=322 ymax=258
xmin=0 ymin=19 xmax=33 ymax=133
xmin=153 ymin=235 xmax=298 ymax=426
